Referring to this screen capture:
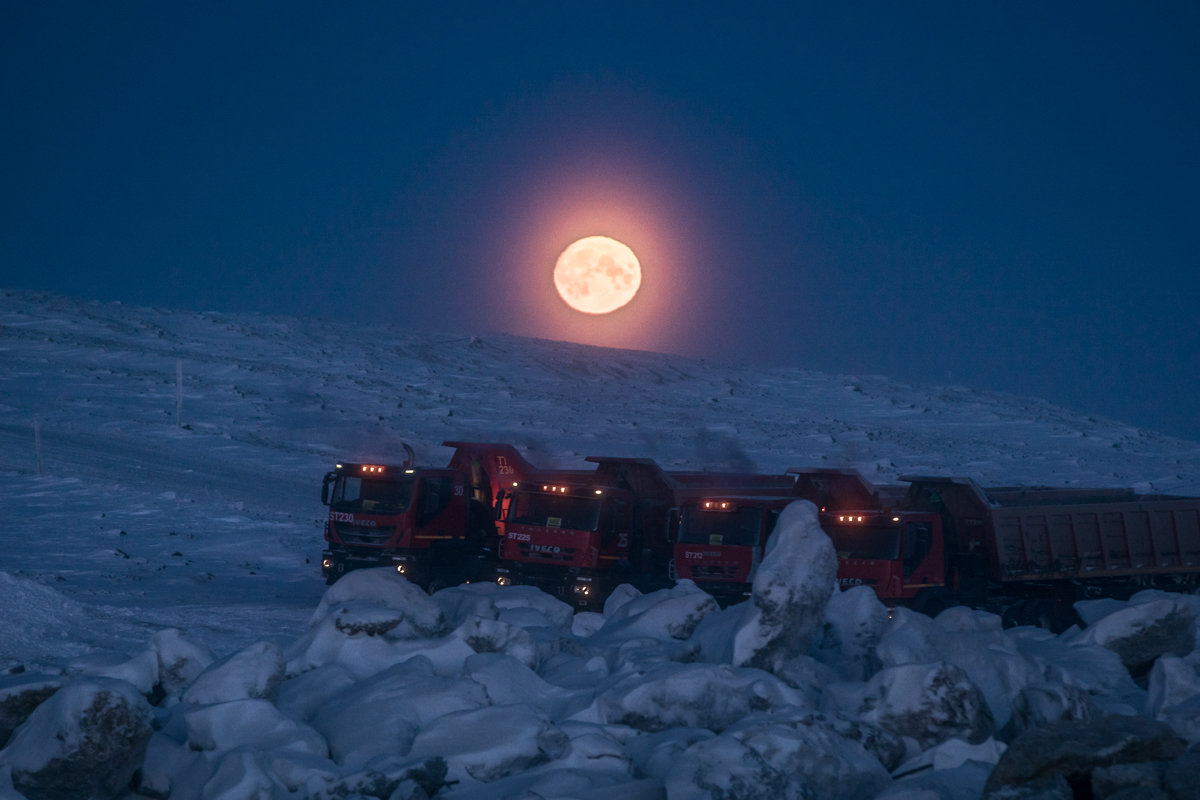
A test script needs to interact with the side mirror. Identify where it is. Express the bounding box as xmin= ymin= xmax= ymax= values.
xmin=321 ymin=472 xmax=336 ymax=506
xmin=666 ymin=509 xmax=680 ymax=543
